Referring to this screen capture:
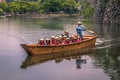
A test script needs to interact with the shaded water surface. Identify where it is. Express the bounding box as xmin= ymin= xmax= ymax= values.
xmin=0 ymin=17 xmax=120 ymax=80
